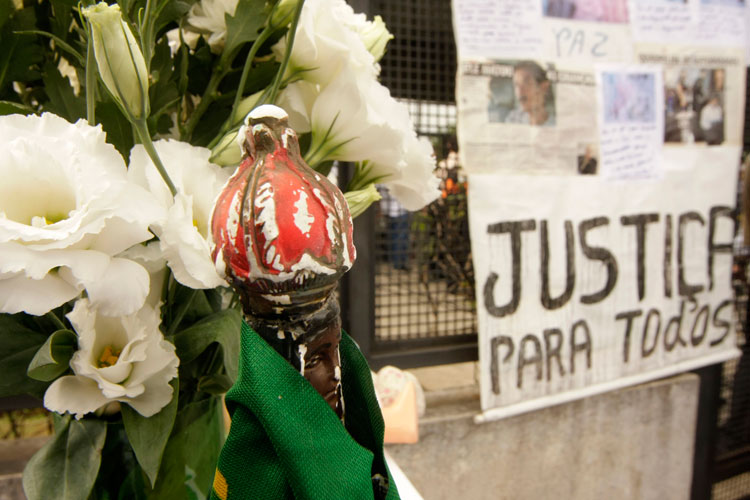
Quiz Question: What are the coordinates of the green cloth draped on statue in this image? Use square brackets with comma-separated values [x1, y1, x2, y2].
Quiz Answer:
[210, 322, 400, 500]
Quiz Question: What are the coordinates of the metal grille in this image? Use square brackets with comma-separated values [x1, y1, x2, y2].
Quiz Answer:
[350, 0, 477, 367]
[373, 0, 457, 103]
[373, 156, 475, 345]
[712, 161, 750, 498]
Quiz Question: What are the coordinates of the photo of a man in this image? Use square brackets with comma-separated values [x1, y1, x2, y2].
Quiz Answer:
[487, 61, 556, 127]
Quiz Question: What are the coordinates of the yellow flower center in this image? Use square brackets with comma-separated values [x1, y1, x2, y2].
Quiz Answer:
[97, 345, 121, 368]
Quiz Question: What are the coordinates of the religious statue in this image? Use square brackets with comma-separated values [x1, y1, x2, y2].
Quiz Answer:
[208, 105, 400, 500]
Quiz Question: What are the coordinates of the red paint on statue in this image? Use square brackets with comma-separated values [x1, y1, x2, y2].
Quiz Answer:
[210, 106, 355, 316]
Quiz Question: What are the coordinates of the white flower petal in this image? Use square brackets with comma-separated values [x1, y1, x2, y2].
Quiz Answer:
[129, 140, 230, 289]
[159, 195, 226, 288]
[126, 372, 176, 417]
[82, 257, 150, 316]
[119, 242, 168, 309]
[44, 375, 111, 420]
[0, 271, 80, 315]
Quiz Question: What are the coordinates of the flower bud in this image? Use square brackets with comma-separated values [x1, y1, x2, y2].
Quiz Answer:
[83, 2, 150, 120]
[357, 15, 392, 62]
[269, 0, 299, 29]
[210, 129, 242, 166]
[344, 183, 381, 218]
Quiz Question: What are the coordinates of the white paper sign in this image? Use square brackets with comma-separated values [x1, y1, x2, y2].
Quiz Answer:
[468, 150, 740, 421]
[452, 0, 545, 59]
[630, 0, 695, 44]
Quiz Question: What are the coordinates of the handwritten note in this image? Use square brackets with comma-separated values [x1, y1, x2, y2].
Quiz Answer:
[452, 0, 544, 59]
[695, 4, 746, 47]
[630, 1, 694, 43]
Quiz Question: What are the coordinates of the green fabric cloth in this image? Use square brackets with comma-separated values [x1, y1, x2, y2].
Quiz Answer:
[210, 321, 400, 500]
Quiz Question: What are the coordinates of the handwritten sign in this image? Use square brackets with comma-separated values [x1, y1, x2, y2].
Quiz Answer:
[630, 1, 694, 43]
[468, 151, 740, 420]
[452, 0, 544, 59]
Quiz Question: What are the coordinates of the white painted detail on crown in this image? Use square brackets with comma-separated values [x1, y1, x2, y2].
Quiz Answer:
[290, 253, 336, 275]
[297, 344, 307, 375]
[293, 191, 315, 235]
[249, 104, 288, 121]
[254, 182, 279, 252]
[263, 293, 291, 305]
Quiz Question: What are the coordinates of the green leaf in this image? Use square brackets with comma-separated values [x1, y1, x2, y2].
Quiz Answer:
[222, 0, 267, 58]
[0, 100, 33, 115]
[23, 416, 107, 500]
[96, 100, 135, 159]
[145, 397, 224, 499]
[196, 374, 233, 395]
[0, 314, 51, 398]
[0, 7, 44, 93]
[173, 308, 241, 381]
[27, 329, 77, 382]
[14, 30, 85, 66]
[122, 378, 179, 487]
[0, 0, 14, 32]
[41, 61, 85, 121]
[48, 0, 78, 41]
[152, 0, 192, 35]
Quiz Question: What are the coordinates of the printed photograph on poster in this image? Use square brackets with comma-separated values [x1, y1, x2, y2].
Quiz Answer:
[542, 0, 629, 23]
[457, 59, 599, 175]
[488, 60, 557, 126]
[664, 67, 726, 145]
[577, 143, 599, 175]
[602, 72, 657, 124]
[596, 66, 664, 180]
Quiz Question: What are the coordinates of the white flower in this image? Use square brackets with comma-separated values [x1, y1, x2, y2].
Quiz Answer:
[44, 299, 179, 419]
[0, 113, 162, 316]
[304, 75, 407, 167]
[82, 2, 149, 120]
[271, 0, 379, 86]
[129, 139, 231, 289]
[186, 0, 238, 53]
[375, 136, 441, 211]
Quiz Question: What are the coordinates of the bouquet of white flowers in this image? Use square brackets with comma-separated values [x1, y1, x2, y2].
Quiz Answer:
[0, 0, 439, 498]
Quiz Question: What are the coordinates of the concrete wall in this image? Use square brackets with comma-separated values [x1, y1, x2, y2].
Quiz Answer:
[386, 373, 699, 500]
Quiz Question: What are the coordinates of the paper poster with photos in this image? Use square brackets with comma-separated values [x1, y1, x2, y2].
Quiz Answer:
[452, 0, 745, 420]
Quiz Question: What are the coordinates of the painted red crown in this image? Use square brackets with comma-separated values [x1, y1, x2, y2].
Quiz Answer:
[210, 105, 356, 318]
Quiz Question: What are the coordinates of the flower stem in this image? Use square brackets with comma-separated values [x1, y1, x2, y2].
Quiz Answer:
[226, 25, 274, 128]
[182, 66, 226, 141]
[266, 0, 305, 104]
[134, 119, 178, 196]
[85, 24, 96, 123]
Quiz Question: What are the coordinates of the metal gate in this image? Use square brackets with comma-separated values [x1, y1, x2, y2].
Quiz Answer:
[340, 0, 478, 369]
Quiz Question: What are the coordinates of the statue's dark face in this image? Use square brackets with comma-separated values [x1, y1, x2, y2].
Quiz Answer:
[303, 321, 343, 418]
